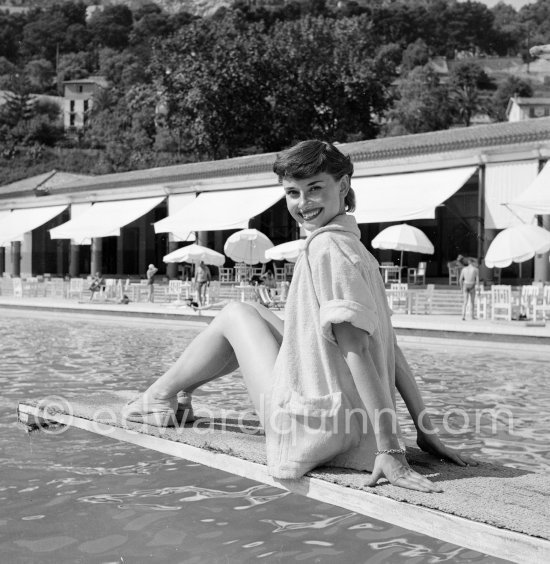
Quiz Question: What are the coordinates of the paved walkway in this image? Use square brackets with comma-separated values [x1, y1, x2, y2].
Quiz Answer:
[1, 296, 549, 348]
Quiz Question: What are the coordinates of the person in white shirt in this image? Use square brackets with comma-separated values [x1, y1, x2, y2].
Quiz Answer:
[124, 140, 474, 492]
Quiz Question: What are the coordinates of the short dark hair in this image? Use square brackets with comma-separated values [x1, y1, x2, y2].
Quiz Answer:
[273, 140, 356, 212]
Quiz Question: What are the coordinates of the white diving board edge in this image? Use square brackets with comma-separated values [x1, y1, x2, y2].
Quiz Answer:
[17, 401, 549, 564]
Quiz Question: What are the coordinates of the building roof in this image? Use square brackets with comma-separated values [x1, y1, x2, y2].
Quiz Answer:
[63, 76, 109, 88]
[0, 170, 93, 198]
[510, 97, 550, 106]
[3, 117, 550, 197]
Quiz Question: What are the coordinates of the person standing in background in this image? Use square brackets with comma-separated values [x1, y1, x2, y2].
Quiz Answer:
[459, 258, 479, 320]
[146, 264, 158, 303]
[194, 261, 211, 307]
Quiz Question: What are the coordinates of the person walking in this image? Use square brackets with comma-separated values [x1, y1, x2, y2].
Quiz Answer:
[124, 140, 474, 492]
[146, 264, 158, 303]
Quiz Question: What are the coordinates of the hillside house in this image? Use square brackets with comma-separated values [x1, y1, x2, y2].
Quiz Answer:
[63, 76, 108, 130]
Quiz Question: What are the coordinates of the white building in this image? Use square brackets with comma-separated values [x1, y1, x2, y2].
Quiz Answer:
[63, 76, 108, 130]
[506, 96, 550, 122]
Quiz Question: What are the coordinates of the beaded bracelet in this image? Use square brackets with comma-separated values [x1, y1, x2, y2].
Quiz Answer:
[374, 448, 406, 456]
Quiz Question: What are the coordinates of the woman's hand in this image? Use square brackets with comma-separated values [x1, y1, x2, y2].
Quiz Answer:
[416, 431, 477, 467]
[366, 452, 443, 493]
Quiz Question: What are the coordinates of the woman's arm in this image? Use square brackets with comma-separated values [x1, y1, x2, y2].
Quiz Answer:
[394, 337, 474, 466]
[333, 322, 443, 492]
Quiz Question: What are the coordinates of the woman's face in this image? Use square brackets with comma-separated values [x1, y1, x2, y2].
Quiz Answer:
[283, 172, 348, 232]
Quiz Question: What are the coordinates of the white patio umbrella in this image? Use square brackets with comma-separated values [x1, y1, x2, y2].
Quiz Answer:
[371, 223, 434, 265]
[484, 224, 550, 269]
[224, 229, 274, 265]
[162, 244, 225, 266]
[265, 239, 306, 263]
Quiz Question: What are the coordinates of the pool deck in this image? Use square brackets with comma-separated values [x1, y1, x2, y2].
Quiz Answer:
[1, 296, 550, 348]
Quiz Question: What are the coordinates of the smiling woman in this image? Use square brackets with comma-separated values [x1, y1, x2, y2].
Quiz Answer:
[273, 140, 356, 232]
[122, 140, 472, 493]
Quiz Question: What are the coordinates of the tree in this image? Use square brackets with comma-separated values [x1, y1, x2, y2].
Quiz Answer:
[56, 52, 93, 89]
[98, 48, 149, 90]
[20, 7, 71, 63]
[0, 75, 34, 128]
[129, 11, 173, 46]
[387, 65, 452, 135]
[448, 60, 493, 127]
[262, 15, 396, 148]
[0, 11, 28, 63]
[149, 14, 274, 159]
[24, 58, 55, 93]
[63, 24, 92, 54]
[491, 1, 522, 55]
[488, 76, 533, 122]
[401, 39, 429, 72]
[519, 0, 550, 47]
[88, 5, 134, 50]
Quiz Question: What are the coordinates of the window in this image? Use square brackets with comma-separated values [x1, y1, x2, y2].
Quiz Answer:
[83, 100, 89, 112]
[70, 100, 75, 112]
[70, 114, 75, 126]
[529, 107, 535, 118]
[78, 86, 83, 93]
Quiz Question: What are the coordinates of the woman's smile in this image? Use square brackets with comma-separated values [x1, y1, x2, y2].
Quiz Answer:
[299, 208, 322, 221]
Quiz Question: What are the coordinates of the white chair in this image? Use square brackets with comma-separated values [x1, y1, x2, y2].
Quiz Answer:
[284, 263, 295, 280]
[533, 286, 550, 321]
[476, 284, 490, 320]
[234, 264, 250, 282]
[491, 285, 512, 321]
[257, 285, 285, 309]
[67, 278, 84, 300]
[219, 267, 234, 283]
[12, 278, 23, 298]
[166, 280, 183, 302]
[274, 266, 285, 283]
[520, 285, 539, 319]
[407, 261, 427, 285]
[423, 283, 435, 314]
[47, 277, 66, 298]
[387, 283, 409, 312]
[104, 278, 117, 300]
[448, 266, 461, 286]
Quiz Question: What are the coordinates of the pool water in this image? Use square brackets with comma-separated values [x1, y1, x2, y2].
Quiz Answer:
[2, 310, 548, 563]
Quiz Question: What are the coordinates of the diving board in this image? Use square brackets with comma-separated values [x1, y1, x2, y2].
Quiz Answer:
[17, 391, 550, 564]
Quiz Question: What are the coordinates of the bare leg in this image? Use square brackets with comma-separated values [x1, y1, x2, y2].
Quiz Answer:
[146, 302, 283, 417]
[470, 292, 476, 319]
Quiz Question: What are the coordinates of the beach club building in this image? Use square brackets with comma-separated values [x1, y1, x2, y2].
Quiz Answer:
[1, 117, 549, 283]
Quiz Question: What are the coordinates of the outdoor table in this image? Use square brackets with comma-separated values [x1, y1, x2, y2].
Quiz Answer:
[379, 265, 404, 283]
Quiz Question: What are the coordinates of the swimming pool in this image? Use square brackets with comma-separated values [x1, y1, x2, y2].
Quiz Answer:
[2, 309, 548, 563]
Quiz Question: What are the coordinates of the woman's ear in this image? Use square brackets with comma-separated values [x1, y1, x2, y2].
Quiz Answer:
[339, 175, 350, 196]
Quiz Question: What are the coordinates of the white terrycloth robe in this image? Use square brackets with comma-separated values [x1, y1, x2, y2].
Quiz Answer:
[265, 214, 403, 480]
